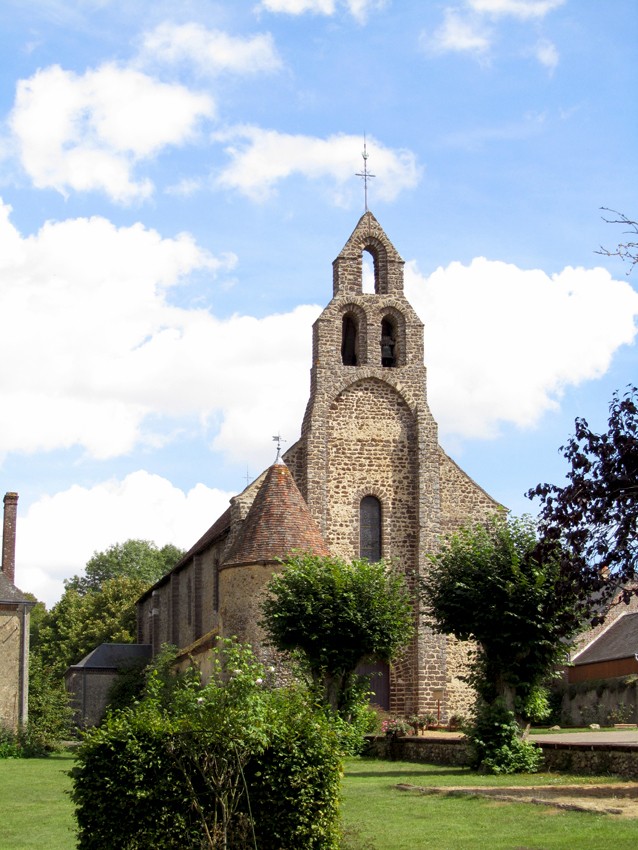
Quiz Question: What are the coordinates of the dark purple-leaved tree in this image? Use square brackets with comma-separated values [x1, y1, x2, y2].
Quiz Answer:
[528, 385, 638, 620]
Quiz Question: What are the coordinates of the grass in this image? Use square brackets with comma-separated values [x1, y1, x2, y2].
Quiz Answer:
[0, 751, 76, 849]
[341, 757, 638, 850]
[2, 751, 637, 850]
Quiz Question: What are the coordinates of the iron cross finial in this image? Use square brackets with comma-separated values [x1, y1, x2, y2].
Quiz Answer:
[355, 136, 375, 212]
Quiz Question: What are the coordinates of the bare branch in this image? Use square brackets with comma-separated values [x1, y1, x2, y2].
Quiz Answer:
[595, 207, 638, 274]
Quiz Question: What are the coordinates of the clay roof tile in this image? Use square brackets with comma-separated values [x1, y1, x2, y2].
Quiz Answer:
[223, 463, 329, 567]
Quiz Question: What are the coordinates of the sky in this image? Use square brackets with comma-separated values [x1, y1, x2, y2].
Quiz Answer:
[0, 0, 636, 608]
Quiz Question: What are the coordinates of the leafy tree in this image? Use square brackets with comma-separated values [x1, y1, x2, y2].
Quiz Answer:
[420, 515, 582, 772]
[421, 515, 578, 715]
[65, 539, 184, 595]
[596, 208, 638, 274]
[27, 653, 73, 748]
[528, 385, 638, 618]
[32, 539, 184, 679]
[34, 576, 149, 679]
[260, 553, 414, 713]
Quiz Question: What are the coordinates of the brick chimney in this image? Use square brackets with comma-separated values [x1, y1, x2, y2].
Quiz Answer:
[2, 492, 18, 585]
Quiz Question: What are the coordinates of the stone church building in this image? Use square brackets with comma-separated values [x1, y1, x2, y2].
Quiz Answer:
[135, 212, 500, 720]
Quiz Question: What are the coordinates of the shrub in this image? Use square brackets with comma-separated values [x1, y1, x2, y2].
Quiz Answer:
[0, 724, 58, 759]
[607, 703, 634, 724]
[469, 699, 543, 775]
[246, 687, 342, 850]
[72, 640, 343, 849]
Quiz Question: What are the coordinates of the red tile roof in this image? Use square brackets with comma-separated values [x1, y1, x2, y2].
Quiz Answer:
[223, 464, 329, 567]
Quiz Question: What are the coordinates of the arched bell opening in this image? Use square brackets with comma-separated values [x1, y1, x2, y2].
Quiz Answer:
[341, 313, 358, 365]
[380, 317, 397, 367]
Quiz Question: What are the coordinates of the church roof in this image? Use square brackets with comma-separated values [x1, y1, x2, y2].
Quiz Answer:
[223, 463, 330, 567]
[573, 612, 638, 665]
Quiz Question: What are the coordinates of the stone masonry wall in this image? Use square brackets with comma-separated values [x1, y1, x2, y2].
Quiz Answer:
[366, 735, 638, 780]
[138, 536, 226, 654]
[0, 609, 21, 730]
[438, 449, 502, 538]
[218, 562, 281, 665]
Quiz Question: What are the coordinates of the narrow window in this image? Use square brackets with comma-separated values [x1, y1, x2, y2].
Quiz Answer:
[213, 558, 220, 612]
[342, 314, 358, 365]
[360, 495, 382, 562]
[380, 318, 396, 367]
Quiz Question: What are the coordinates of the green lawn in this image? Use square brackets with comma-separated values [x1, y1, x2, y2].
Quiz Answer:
[0, 752, 76, 850]
[2, 752, 637, 850]
[341, 758, 638, 850]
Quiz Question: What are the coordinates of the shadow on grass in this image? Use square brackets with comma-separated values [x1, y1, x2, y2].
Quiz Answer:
[347, 769, 472, 779]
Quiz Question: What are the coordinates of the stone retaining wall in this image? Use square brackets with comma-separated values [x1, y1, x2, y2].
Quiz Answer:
[540, 742, 638, 780]
[365, 735, 638, 780]
[365, 735, 471, 766]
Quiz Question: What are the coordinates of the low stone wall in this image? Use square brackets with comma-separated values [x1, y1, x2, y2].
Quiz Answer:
[365, 735, 471, 766]
[365, 735, 638, 780]
[540, 742, 638, 780]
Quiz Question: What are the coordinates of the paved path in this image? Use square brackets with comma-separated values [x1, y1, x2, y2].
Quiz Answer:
[532, 730, 638, 747]
[419, 729, 638, 747]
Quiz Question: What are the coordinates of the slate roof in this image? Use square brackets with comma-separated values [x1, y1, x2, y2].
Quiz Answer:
[68, 643, 152, 670]
[0, 572, 32, 604]
[573, 612, 638, 665]
[223, 463, 330, 567]
[137, 506, 232, 603]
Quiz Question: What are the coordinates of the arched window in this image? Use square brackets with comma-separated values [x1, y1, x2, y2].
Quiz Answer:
[341, 314, 358, 365]
[360, 495, 382, 562]
[380, 317, 396, 367]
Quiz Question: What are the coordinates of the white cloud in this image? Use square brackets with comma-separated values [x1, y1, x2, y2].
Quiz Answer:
[421, 9, 491, 56]
[533, 38, 559, 71]
[3, 198, 635, 464]
[468, 0, 565, 19]
[5, 187, 636, 454]
[0, 201, 236, 457]
[9, 63, 214, 202]
[405, 258, 638, 439]
[259, 0, 336, 13]
[0, 200, 317, 469]
[257, 0, 385, 21]
[16, 472, 235, 607]
[214, 128, 421, 202]
[423, 0, 564, 61]
[138, 22, 282, 76]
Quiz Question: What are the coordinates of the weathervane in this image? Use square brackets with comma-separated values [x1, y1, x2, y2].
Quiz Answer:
[272, 433, 286, 463]
[355, 136, 375, 211]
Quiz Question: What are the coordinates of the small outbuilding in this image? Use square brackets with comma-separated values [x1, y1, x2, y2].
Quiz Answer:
[65, 643, 152, 728]
[569, 612, 638, 684]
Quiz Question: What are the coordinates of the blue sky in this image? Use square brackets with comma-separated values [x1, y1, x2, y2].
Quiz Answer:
[0, 0, 636, 606]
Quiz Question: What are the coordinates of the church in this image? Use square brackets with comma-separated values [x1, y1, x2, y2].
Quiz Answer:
[134, 211, 501, 720]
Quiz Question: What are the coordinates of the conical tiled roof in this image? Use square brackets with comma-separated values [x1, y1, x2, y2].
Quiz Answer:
[223, 464, 330, 567]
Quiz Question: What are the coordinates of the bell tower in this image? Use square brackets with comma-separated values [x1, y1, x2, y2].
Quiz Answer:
[284, 211, 445, 715]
